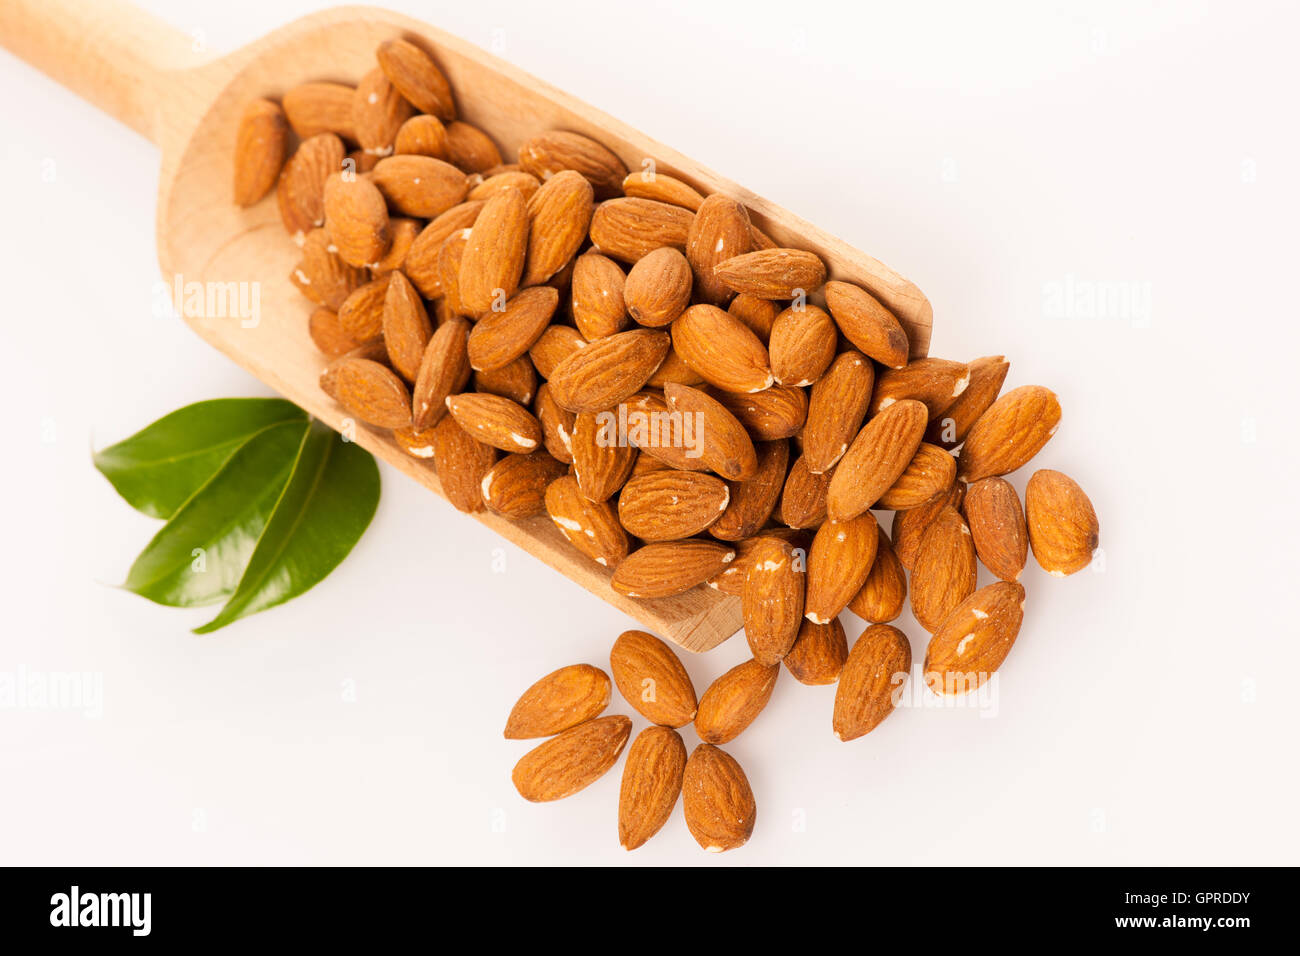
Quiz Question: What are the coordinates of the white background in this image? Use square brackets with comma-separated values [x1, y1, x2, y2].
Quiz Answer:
[2, 0, 1297, 865]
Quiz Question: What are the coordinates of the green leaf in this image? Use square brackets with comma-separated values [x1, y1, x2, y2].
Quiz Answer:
[94, 398, 307, 519]
[194, 421, 380, 634]
[122, 420, 309, 607]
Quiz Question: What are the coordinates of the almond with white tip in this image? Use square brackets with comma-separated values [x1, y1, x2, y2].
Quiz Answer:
[617, 470, 731, 541]
[871, 358, 970, 419]
[742, 536, 805, 665]
[804, 513, 879, 625]
[671, 304, 773, 394]
[784, 617, 849, 685]
[826, 399, 928, 520]
[957, 385, 1061, 482]
[480, 452, 567, 519]
[924, 581, 1026, 696]
[544, 475, 629, 568]
[611, 540, 736, 598]
[682, 744, 756, 853]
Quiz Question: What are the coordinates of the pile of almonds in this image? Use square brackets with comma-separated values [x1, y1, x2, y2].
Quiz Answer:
[233, 35, 1100, 852]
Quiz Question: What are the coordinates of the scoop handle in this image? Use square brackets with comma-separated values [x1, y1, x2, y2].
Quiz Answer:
[0, 0, 204, 143]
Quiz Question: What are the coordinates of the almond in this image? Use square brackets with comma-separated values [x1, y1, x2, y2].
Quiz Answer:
[445, 393, 542, 453]
[402, 201, 484, 297]
[323, 172, 390, 267]
[695, 659, 779, 744]
[544, 474, 630, 568]
[480, 452, 568, 519]
[619, 391, 711, 472]
[412, 316, 472, 429]
[504, 663, 611, 739]
[458, 186, 528, 314]
[512, 715, 631, 802]
[710, 439, 789, 541]
[618, 726, 687, 851]
[392, 424, 438, 459]
[708, 529, 808, 596]
[444, 120, 502, 173]
[780, 455, 834, 529]
[233, 98, 288, 206]
[682, 744, 756, 853]
[319, 339, 387, 400]
[282, 81, 355, 141]
[826, 399, 928, 520]
[467, 286, 559, 372]
[686, 194, 754, 305]
[833, 624, 911, 741]
[617, 470, 731, 541]
[728, 293, 779, 343]
[372, 217, 420, 275]
[784, 617, 849, 685]
[621, 171, 705, 211]
[910, 506, 978, 633]
[529, 325, 588, 379]
[877, 442, 957, 510]
[924, 581, 1026, 696]
[713, 248, 826, 299]
[381, 271, 432, 382]
[589, 197, 694, 263]
[742, 536, 805, 665]
[547, 329, 670, 413]
[823, 280, 910, 368]
[535, 383, 577, 464]
[570, 251, 629, 340]
[308, 307, 358, 357]
[518, 130, 627, 200]
[611, 539, 736, 598]
[769, 304, 837, 386]
[523, 170, 594, 285]
[292, 227, 365, 310]
[671, 304, 773, 393]
[571, 410, 637, 502]
[712, 385, 807, 441]
[926, 355, 1010, 450]
[471, 170, 542, 202]
[872, 358, 970, 419]
[336, 274, 391, 341]
[805, 513, 880, 624]
[964, 476, 1028, 581]
[609, 630, 698, 728]
[331, 357, 411, 429]
[647, 346, 705, 388]
[663, 383, 758, 481]
[278, 133, 346, 239]
[393, 114, 449, 159]
[1025, 469, 1098, 576]
[376, 38, 455, 120]
[957, 385, 1061, 482]
[892, 481, 965, 571]
[351, 67, 412, 153]
[370, 154, 468, 218]
[474, 355, 538, 407]
[431, 414, 497, 513]
[625, 247, 693, 327]
[848, 526, 907, 623]
[802, 350, 875, 474]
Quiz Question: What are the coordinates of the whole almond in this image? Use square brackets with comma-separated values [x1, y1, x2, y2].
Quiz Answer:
[371, 154, 468, 218]
[924, 581, 1026, 696]
[826, 399, 929, 520]
[467, 286, 559, 372]
[964, 476, 1028, 581]
[618, 726, 687, 851]
[512, 715, 631, 803]
[803, 350, 875, 474]
[713, 385, 807, 441]
[376, 38, 455, 120]
[957, 385, 1061, 482]
[444, 120, 502, 173]
[504, 663, 611, 739]
[609, 630, 698, 728]
[535, 383, 577, 463]
[625, 247, 693, 327]
[833, 624, 912, 741]
[926, 355, 1010, 450]
[331, 357, 411, 429]
[351, 67, 412, 153]
[618, 471, 731, 541]
[877, 442, 957, 510]
[710, 440, 789, 541]
[336, 274, 391, 341]
[571, 252, 629, 340]
[728, 293, 780, 343]
[589, 197, 694, 263]
[872, 358, 970, 419]
[308, 307, 358, 357]
[1026, 469, 1098, 576]
[282, 81, 355, 140]
[545, 474, 630, 568]
[671, 304, 774, 393]
[611, 540, 736, 598]
[319, 339, 388, 400]
[695, 659, 779, 744]
[910, 506, 978, 633]
[769, 304, 837, 386]
[805, 513, 880, 624]
[431, 414, 497, 513]
[412, 316, 471, 429]
[292, 227, 366, 310]
[529, 325, 588, 379]
[381, 271, 432, 382]
[474, 355, 538, 406]
[713, 248, 826, 299]
[392, 424, 438, 459]
[784, 617, 849, 685]
[663, 383, 758, 481]
[323, 173, 390, 267]
[823, 280, 910, 368]
[445, 393, 542, 454]
[780, 455, 834, 529]
[518, 130, 628, 200]
[480, 452, 568, 519]
[523, 170, 594, 285]
[572, 410, 636, 502]
[619, 391, 711, 472]
[277, 133, 345, 239]
[708, 529, 808, 596]
[686, 194, 754, 305]
[647, 346, 705, 388]
[402, 201, 484, 297]
[393, 114, 449, 159]
[547, 329, 671, 413]
[621, 171, 705, 211]
[458, 186, 528, 314]
[682, 744, 756, 853]
[848, 526, 907, 623]
[892, 481, 965, 571]
[742, 536, 805, 665]
[233, 98, 288, 206]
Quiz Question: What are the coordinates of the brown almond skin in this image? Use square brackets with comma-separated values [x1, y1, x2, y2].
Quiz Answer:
[512, 715, 632, 803]
[781, 455, 834, 529]
[625, 246, 694, 327]
[504, 664, 611, 739]
[826, 399, 929, 520]
[713, 248, 826, 299]
[833, 624, 912, 741]
[695, 659, 779, 745]
[480, 452, 568, 518]
[351, 67, 412, 152]
[823, 280, 910, 368]
[924, 582, 1026, 696]
[233, 98, 288, 206]
[671, 304, 774, 393]
[957, 385, 1061, 482]
[308, 307, 358, 358]
[805, 513, 880, 625]
[278, 134, 346, 239]
[393, 114, 449, 159]
[710, 439, 789, 541]
[431, 415, 497, 514]
[618, 391, 709, 473]
[471, 170, 542, 202]
[619, 726, 688, 851]
[392, 424, 438, 459]
[784, 617, 849, 685]
[611, 540, 736, 598]
[529, 325, 588, 380]
[376, 38, 455, 120]
[803, 350, 875, 474]
[547, 329, 671, 413]
[332, 357, 412, 429]
[664, 383, 759, 481]
[381, 271, 432, 382]
[518, 130, 628, 200]
[589, 197, 694, 263]
[618, 471, 730, 541]
[475, 355, 538, 407]
[467, 286, 559, 372]
[445, 121, 503, 173]
[544, 475, 630, 568]
[713, 385, 807, 441]
[571, 252, 629, 340]
[708, 529, 808, 596]
[524, 170, 595, 285]
[336, 274, 391, 341]
[682, 744, 756, 852]
[292, 227, 366, 309]
[848, 526, 907, 623]
[647, 347, 705, 388]
[878, 442, 958, 511]
[872, 358, 971, 419]
[319, 339, 388, 400]
[742, 536, 805, 665]
[609, 630, 698, 728]
[282, 81, 355, 141]
[1026, 469, 1098, 576]
[686, 194, 754, 305]
[372, 217, 420, 275]
[412, 316, 471, 429]
[535, 383, 577, 464]
[323, 173, 391, 268]
[964, 476, 1029, 581]
[621, 171, 705, 211]
[458, 186, 528, 315]
[371, 154, 468, 218]
[769, 304, 837, 386]
[403, 201, 484, 297]
[926, 355, 1010, 450]
[571, 410, 637, 502]
[892, 480, 965, 571]
[728, 293, 780, 343]
[445, 393, 542, 454]
[910, 506, 979, 633]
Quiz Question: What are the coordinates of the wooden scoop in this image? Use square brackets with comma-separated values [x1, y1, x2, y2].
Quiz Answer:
[0, 0, 932, 651]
